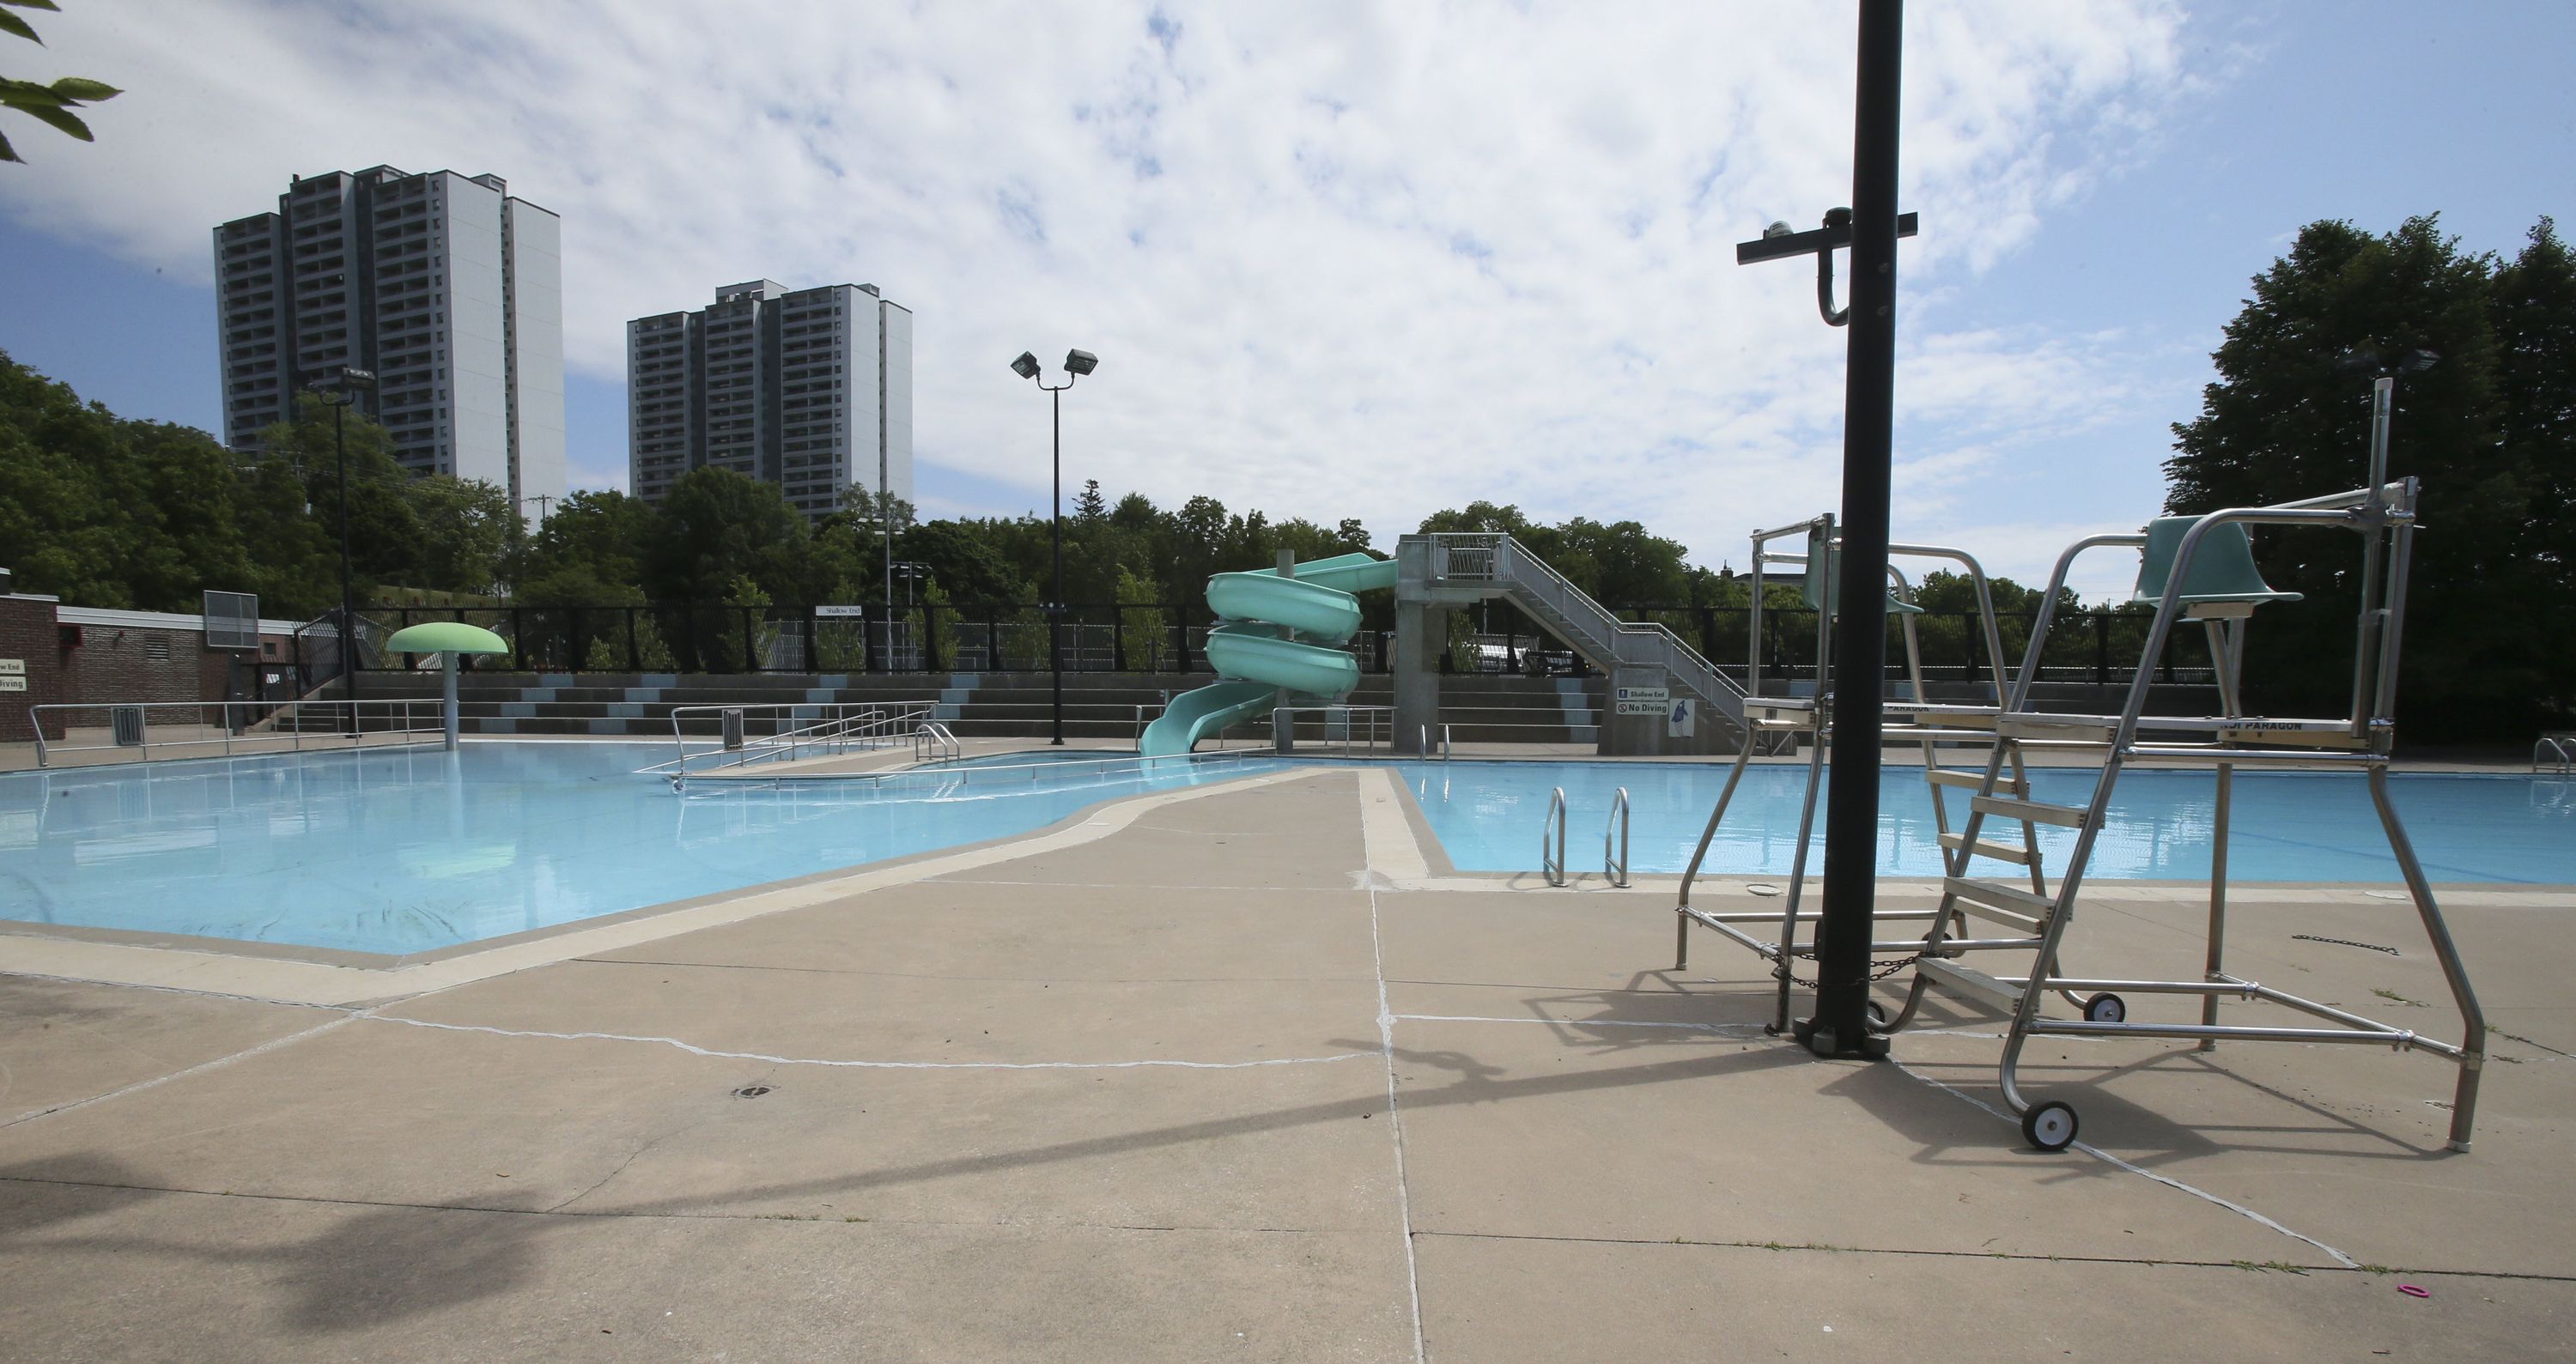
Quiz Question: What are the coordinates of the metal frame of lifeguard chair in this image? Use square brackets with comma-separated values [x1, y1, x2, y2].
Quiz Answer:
[1889, 377, 2487, 1154]
[1672, 515, 2064, 1035]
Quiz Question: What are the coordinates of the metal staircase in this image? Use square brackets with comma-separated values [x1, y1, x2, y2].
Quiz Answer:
[1424, 533, 1748, 737]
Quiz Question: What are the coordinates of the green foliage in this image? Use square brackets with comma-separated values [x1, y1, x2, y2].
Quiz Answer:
[2166, 215, 2576, 736]
[1, 1, 121, 165]
[642, 466, 810, 602]
[0, 352, 519, 618]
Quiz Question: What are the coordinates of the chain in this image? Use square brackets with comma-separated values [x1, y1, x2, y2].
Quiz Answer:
[1777, 952, 1924, 991]
[2291, 933, 2401, 956]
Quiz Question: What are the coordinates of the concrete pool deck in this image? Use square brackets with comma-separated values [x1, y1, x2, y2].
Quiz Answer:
[3, 763, 2574, 1359]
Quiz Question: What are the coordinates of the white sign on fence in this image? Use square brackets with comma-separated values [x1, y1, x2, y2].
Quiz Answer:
[1615, 699, 1672, 716]
[1614, 685, 1668, 702]
[815, 605, 868, 618]
[0, 676, 25, 692]
[0, 658, 24, 675]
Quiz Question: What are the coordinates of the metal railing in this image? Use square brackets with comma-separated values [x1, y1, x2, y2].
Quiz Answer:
[1272, 704, 1394, 756]
[2538, 734, 2575, 776]
[1428, 533, 1748, 736]
[27, 699, 442, 768]
[1604, 785, 1631, 888]
[1541, 785, 1569, 887]
[644, 702, 934, 785]
[913, 721, 962, 764]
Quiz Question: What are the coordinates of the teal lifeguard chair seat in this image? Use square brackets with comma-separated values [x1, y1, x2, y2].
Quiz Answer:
[1804, 526, 1924, 617]
[2132, 517, 2302, 619]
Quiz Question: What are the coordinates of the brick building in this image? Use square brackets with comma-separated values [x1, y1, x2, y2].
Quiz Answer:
[0, 590, 311, 744]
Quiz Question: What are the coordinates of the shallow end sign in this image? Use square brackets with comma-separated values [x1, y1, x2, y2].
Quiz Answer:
[1614, 684, 1670, 717]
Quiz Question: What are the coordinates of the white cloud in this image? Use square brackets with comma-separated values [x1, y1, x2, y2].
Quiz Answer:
[1, 0, 2198, 592]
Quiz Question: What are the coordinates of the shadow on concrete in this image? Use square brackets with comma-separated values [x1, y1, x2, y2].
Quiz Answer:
[563, 1036, 1814, 1218]
[1837, 1039, 2454, 1179]
[0, 1155, 543, 1337]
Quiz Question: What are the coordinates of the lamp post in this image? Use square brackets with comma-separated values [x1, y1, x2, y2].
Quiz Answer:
[1010, 348, 1099, 745]
[308, 367, 376, 711]
[1732, 0, 1909, 1059]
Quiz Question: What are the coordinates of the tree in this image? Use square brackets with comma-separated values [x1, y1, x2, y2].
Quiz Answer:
[897, 519, 1027, 603]
[251, 394, 517, 603]
[1075, 478, 1109, 524]
[1, 1, 120, 165]
[642, 466, 811, 602]
[522, 489, 653, 593]
[2166, 215, 2571, 737]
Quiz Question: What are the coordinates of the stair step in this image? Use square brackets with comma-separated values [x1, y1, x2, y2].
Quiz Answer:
[1939, 832, 2035, 866]
[1917, 957, 2024, 1011]
[1924, 768, 1987, 789]
[1970, 794, 2089, 829]
[1944, 876, 2054, 913]
[1942, 877, 2054, 931]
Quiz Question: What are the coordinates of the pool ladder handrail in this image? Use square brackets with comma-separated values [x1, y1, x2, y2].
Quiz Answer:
[1604, 785, 1631, 888]
[1541, 785, 1568, 887]
[1418, 723, 1453, 761]
[912, 721, 962, 764]
[2537, 734, 2574, 776]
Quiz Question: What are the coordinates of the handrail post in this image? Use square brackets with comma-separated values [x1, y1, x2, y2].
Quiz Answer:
[1542, 785, 1568, 886]
[1604, 785, 1631, 887]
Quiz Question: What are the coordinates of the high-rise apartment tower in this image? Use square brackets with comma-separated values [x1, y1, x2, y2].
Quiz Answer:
[627, 280, 913, 520]
[213, 165, 565, 512]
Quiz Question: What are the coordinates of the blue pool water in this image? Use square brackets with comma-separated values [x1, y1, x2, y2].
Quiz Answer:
[1394, 761, 2576, 884]
[0, 743, 1278, 955]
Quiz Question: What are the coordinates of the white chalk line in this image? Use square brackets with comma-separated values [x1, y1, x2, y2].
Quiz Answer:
[1360, 772, 1430, 1364]
[1392, 1012, 1769, 1036]
[2, 1014, 359, 1131]
[1889, 1057, 2360, 1269]
[363, 1015, 1373, 1071]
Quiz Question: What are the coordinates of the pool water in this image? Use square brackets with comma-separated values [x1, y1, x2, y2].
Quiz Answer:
[1394, 761, 2576, 884]
[0, 743, 1278, 955]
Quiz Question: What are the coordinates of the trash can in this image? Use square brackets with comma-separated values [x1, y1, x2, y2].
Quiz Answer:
[721, 707, 745, 751]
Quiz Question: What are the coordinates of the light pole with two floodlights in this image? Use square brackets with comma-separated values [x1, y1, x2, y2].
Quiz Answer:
[1010, 348, 1098, 745]
[308, 367, 376, 711]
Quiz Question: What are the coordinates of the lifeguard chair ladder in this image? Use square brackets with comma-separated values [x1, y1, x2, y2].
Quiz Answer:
[1674, 517, 2063, 1034]
[1894, 416, 2486, 1152]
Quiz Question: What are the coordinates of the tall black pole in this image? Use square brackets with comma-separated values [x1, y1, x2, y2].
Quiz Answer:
[1805, 0, 1905, 1058]
[1049, 384, 1065, 745]
[333, 398, 360, 709]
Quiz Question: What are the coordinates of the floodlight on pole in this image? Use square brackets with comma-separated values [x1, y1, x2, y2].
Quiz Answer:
[1010, 348, 1100, 745]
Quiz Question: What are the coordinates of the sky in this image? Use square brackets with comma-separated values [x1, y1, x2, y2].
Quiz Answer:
[2, 0, 2570, 603]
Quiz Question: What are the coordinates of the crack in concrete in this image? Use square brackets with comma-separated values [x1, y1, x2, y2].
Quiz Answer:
[362, 1014, 1377, 1071]
[1406, 1228, 2576, 1282]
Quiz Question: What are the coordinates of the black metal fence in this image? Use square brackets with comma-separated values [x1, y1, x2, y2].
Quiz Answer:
[349, 601, 2211, 688]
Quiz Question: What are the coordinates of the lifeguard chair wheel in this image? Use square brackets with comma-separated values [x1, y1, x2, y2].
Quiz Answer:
[2021, 1100, 2079, 1153]
[2082, 992, 2128, 1024]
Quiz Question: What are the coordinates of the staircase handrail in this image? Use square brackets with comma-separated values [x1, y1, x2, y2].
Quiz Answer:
[1426, 532, 1748, 731]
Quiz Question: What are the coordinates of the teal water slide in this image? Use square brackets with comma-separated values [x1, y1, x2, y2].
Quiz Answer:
[1139, 552, 1400, 757]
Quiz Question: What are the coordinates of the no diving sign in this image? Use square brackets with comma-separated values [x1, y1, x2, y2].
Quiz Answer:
[1614, 685, 1669, 717]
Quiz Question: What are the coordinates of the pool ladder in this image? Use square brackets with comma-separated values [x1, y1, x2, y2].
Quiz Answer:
[1539, 785, 1629, 888]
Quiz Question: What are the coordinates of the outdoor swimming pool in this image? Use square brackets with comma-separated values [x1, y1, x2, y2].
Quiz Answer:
[9, 743, 2568, 959]
[0, 743, 1279, 955]
[1393, 761, 2576, 884]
